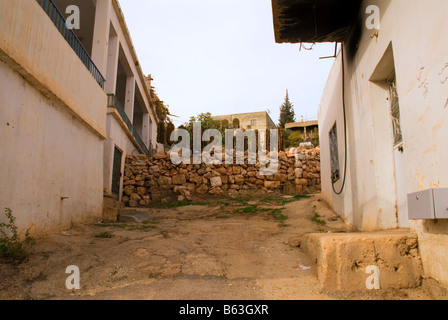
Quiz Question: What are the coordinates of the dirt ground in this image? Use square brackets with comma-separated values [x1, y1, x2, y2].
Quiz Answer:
[0, 194, 445, 300]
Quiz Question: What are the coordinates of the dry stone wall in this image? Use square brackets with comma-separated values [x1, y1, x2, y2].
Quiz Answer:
[122, 147, 321, 207]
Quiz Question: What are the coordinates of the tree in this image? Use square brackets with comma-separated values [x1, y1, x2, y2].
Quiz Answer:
[278, 90, 296, 129]
[183, 112, 222, 133]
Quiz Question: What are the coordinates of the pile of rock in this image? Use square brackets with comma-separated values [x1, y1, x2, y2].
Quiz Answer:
[122, 148, 321, 207]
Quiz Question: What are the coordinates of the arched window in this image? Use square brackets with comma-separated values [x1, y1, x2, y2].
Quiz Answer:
[232, 118, 240, 129]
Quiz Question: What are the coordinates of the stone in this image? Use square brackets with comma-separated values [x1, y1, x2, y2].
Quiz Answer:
[185, 183, 196, 193]
[174, 186, 192, 201]
[295, 168, 303, 178]
[209, 187, 224, 196]
[188, 173, 202, 185]
[248, 177, 257, 184]
[264, 181, 281, 189]
[228, 189, 239, 197]
[128, 200, 139, 208]
[232, 167, 241, 175]
[274, 173, 288, 182]
[129, 193, 141, 202]
[296, 179, 308, 186]
[196, 184, 209, 196]
[234, 175, 245, 185]
[153, 151, 167, 160]
[123, 186, 135, 196]
[172, 174, 187, 185]
[159, 177, 173, 191]
[210, 176, 223, 188]
[136, 187, 147, 196]
[123, 180, 136, 186]
[218, 167, 227, 175]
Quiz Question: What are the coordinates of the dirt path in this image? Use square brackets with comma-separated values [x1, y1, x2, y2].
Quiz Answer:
[0, 194, 440, 300]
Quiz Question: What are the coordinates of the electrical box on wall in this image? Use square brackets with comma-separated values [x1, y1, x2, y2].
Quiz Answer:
[408, 188, 448, 220]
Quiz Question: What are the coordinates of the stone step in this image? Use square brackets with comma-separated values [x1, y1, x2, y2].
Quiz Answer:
[301, 230, 423, 292]
[117, 208, 151, 223]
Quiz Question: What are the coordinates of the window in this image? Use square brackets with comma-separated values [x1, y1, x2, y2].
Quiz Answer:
[250, 119, 258, 127]
[329, 123, 340, 183]
[388, 79, 403, 145]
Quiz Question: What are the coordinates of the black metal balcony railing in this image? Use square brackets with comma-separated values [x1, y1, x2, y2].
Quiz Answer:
[36, 0, 105, 89]
[107, 94, 151, 157]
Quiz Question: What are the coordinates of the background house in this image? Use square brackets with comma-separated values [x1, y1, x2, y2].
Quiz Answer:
[285, 120, 319, 147]
[272, 0, 448, 287]
[212, 111, 277, 131]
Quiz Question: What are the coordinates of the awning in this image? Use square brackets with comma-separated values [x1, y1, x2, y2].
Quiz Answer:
[272, 0, 361, 43]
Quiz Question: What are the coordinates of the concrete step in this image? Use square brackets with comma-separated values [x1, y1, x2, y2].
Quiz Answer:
[301, 230, 423, 292]
[102, 195, 123, 223]
[117, 208, 151, 223]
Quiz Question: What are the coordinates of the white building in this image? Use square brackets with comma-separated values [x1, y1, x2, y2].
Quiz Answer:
[272, 0, 448, 287]
[0, 0, 158, 235]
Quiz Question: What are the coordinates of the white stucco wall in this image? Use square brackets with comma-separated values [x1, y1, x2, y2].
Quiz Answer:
[0, 61, 104, 236]
[318, 0, 448, 285]
[0, 0, 107, 236]
[0, 0, 107, 139]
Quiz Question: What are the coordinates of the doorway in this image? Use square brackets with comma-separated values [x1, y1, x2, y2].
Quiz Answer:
[112, 146, 123, 199]
[369, 43, 409, 229]
[388, 76, 409, 228]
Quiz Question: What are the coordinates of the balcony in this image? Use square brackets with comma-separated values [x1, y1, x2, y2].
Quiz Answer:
[36, 0, 105, 88]
[107, 94, 151, 157]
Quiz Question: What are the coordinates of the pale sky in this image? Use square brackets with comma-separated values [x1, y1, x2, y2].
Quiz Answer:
[119, 0, 336, 126]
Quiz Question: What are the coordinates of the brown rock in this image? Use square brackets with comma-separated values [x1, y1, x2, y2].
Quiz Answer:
[209, 187, 224, 196]
[196, 184, 209, 195]
[210, 176, 223, 188]
[185, 183, 196, 193]
[130, 193, 142, 201]
[136, 187, 147, 196]
[172, 174, 187, 185]
[218, 167, 228, 176]
[228, 189, 239, 197]
[296, 179, 308, 186]
[124, 186, 135, 196]
[232, 167, 241, 175]
[264, 181, 281, 189]
[188, 173, 202, 185]
[234, 175, 245, 185]
[153, 151, 167, 160]
[123, 180, 136, 186]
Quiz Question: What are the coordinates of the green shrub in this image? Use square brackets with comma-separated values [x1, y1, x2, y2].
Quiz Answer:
[0, 208, 34, 263]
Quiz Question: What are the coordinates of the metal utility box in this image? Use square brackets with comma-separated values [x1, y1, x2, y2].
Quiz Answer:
[408, 188, 448, 220]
